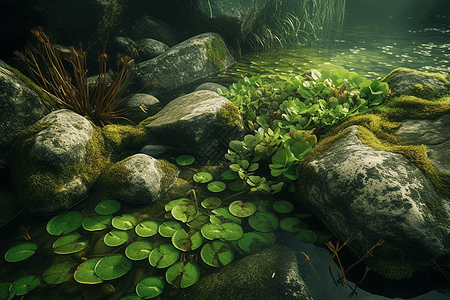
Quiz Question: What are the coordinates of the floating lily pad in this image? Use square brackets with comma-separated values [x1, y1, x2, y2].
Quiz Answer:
[0, 283, 9, 299]
[42, 261, 78, 284]
[171, 201, 198, 223]
[297, 229, 318, 243]
[135, 220, 159, 237]
[165, 261, 200, 288]
[82, 215, 112, 231]
[5, 242, 37, 262]
[257, 231, 277, 245]
[136, 276, 165, 299]
[210, 207, 241, 225]
[53, 232, 88, 254]
[94, 254, 132, 280]
[238, 232, 271, 253]
[187, 213, 210, 229]
[158, 221, 182, 238]
[120, 294, 143, 300]
[207, 181, 226, 192]
[280, 217, 302, 233]
[9, 275, 40, 297]
[125, 240, 154, 261]
[74, 257, 104, 284]
[248, 211, 279, 232]
[201, 222, 243, 241]
[104, 229, 129, 247]
[193, 172, 213, 183]
[149, 244, 180, 268]
[201, 197, 222, 209]
[221, 169, 238, 180]
[165, 198, 191, 211]
[112, 214, 137, 230]
[200, 241, 234, 267]
[172, 229, 204, 252]
[95, 200, 121, 215]
[227, 180, 246, 192]
[228, 200, 256, 218]
[176, 155, 195, 166]
[46, 211, 83, 235]
[273, 200, 294, 213]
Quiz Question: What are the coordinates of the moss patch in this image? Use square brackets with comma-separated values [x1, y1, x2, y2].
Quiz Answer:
[204, 37, 228, 70]
[217, 101, 243, 127]
[382, 67, 450, 85]
[102, 123, 149, 152]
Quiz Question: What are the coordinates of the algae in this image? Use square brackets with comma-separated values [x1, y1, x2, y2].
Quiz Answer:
[102, 123, 149, 152]
[204, 37, 228, 70]
[217, 101, 243, 128]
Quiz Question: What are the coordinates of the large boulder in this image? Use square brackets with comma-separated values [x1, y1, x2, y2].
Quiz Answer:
[145, 90, 244, 163]
[134, 32, 235, 103]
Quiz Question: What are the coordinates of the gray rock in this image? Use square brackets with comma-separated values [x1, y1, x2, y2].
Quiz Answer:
[140, 144, 180, 158]
[138, 38, 169, 60]
[134, 32, 235, 103]
[145, 90, 244, 163]
[102, 153, 179, 204]
[123, 93, 162, 123]
[132, 15, 180, 47]
[171, 246, 313, 300]
[194, 82, 227, 93]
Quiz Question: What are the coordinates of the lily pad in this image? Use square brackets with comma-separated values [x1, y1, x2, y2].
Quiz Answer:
[272, 200, 294, 213]
[201, 197, 222, 209]
[228, 200, 256, 218]
[201, 222, 243, 241]
[207, 181, 226, 192]
[42, 261, 78, 284]
[158, 221, 183, 238]
[82, 215, 112, 231]
[172, 229, 204, 252]
[171, 201, 198, 223]
[125, 240, 154, 261]
[165, 198, 191, 211]
[112, 214, 137, 230]
[280, 217, 302, 233]
[165, 261, 200, 288]
[0, 283, 9, 299]
[200, 241, 234, 267]
[221, 169, 238, 180]
[94, 254, 132, 280]
[104, 229, 129, 247]
[5, 242, 37, 262]
[135, 220, 159, 237]
[149, 244, 180, 268]
[9, 275, 40, 297]
[297, 229, 318, 243]
[135, 276, 165, 299]
[95, 200, 121, 215]
[74, 257, 104, 284]
[120, 294, 143, 300]
[210, 207, 241, 225]
[187, 213, 210, 229]
[46, 211, 83, 235]
[193, 172, 213, 183]
[248, 211, 279, 232]
[176, 155, 195, 166]
[238, 232, 271, 253]
[53, 232, 88, 254]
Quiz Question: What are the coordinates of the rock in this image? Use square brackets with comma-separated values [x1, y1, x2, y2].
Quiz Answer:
[123, 93, 162, 124]
[170, 246, 313, 300]
[145, 90, 244, 163]
[132, 15, 180, 47]
[11, 109, 109, 215]
[194, 82, 227, 93]
[138, 38, 169, 60]
[134, 32, 235, 103]
[101, 153, 179, 204]
[140, 144, 181, 158]
[383, 67, 450, 99]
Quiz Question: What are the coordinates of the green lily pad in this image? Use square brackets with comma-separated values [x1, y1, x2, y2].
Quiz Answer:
[165, 261, 200, 288]
[272, 200, 294, 213]
[112, 214, 137, 230]
[172, 229, 204, 252]
[46, 211, 83, 235]
[120, 294, 143, 300]
[297, 229, 318, 243]
[228, 200, 256, 218]
[149, 244, 180, 268]
[187, 213, 210, 229]
[176, 155, 195, 166]
[221, 169, 238, 180]
[227, 180, 246, 192]
[201, 222, 243, 241]
[238, 232, 271, 253]
[94, 254, 132, 280]
[9, 275, 40, 297]
[171, 201, 198, 223]
[193, 172, 213, 183]
[207, 181, 226, 192]
[95, 200, 121, 215]
[0, 283, 9, 299]
[165, 198, 191, 211]
[280, 217, 302, 233]
[42, 261, 78, 284]
[201, 197, 222, 209]
[135, 220, 159, 237]
[82, 215, 112, 231]
[5, 242, 38, 262]
[200, 241, 234, 267]
[125, 240, 154, 261]
[74, 257, 104, 284]
[53, 232, 88, 254]
[158, 221, 183, 238]
[257, 231, 277, 245]
[248, 211, 279, 232]
[210, 207, 241, 225]
[104, 229, 129, 247]
[135, 276, 165, 299]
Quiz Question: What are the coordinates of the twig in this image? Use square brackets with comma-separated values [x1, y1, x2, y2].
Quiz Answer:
[345, 239, 384, 274]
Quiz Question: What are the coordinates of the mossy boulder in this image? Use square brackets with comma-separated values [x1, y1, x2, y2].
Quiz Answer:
[11, 109, 110, 215]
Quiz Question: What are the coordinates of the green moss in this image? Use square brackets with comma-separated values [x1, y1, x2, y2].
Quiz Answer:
[217, 101, 243, 127]
[204, 37, 228, 70]
[102, 124, 149, 151]
[382, 67, 450, 85]
[99, 157, 131, 194]
[158, 159, 180, 190]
